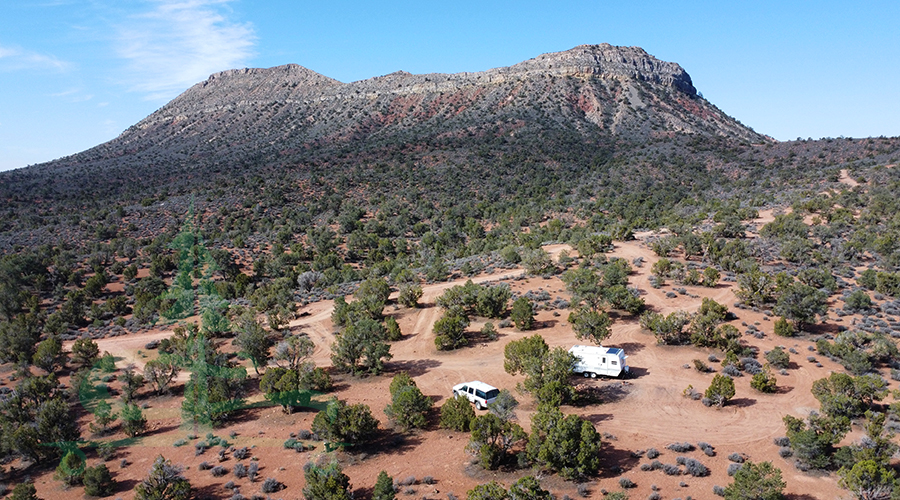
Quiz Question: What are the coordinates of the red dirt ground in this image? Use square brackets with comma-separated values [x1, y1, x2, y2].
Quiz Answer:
[20, 228, 876, 500]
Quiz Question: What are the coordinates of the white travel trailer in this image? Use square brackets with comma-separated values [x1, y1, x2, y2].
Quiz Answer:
[569, 345, 629, 378]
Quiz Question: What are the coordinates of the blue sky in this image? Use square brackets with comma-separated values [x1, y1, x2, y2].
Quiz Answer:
[1, 1, 898, 172]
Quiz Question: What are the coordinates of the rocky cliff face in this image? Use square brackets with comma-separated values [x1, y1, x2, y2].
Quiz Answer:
[122, 43, 763, 147]
[2, 44, 769, 205]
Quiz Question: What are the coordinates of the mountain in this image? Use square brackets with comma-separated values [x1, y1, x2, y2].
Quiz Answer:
[2, 44, 899, 251]
[2, 45, 763, 200]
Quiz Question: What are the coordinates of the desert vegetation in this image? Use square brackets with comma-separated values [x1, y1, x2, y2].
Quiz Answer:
[2, 45, 900, 499]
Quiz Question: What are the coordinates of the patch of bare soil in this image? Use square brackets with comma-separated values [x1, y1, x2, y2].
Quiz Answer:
[839, 168, 859, 187]
[28, 237, 861, 500]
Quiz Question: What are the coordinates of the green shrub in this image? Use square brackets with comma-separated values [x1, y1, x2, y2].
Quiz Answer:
[385, 376, 432, 431]
[773, 317, 795, 337]
[705, 374, 736, 407]
[83, 464, 116, 497]
[440, 394, 476, 431]
[751, 367, 777, 393]
[765, 347, 790, 369]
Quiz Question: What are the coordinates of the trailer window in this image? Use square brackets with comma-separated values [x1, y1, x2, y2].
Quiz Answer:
[602, 357, 606, 363]
[611, 361, 617, 365]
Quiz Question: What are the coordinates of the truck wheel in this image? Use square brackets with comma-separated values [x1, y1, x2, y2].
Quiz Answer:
[475, 401, 483, 410]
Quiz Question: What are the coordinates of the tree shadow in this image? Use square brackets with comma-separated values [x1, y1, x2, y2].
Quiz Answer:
[193, 483, 226, 500]
[596, 442, 641, 477]
[572, 381, 631, 406]
[626, 366, 650, 378]
[804, 322, 843, 335]
[538, 319, 559, 329]
[354, 486, 374, 499]
[616, 342, 646, 355]
[728, 397, 757, 408]
[357, 430, 424, 457]
[776, 385, 794, 395]
[582, 413, 613, 425]
[388, 358, 442, 377]
[785, 495, 819, 500]
[115, 478, 140, 493]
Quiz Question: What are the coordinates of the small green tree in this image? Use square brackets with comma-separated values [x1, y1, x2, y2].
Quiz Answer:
[723, 460, 785, 500]
[32, 335, 68, 373]
[54, 450, 85, 486]
[121, 403, 147, 437]
[467, 481, 508, 500]
[811, 372, 888, 420]
[120, 366, 144, 403]
[510, 297, 535, 331]
[273, 334, 315, 371]
[488, 389, 519, 422]
[384, 373, 432, 431]
[783, 413, 850, 469]
[774, 282, 828, 331]
[527, 402, 600, 480]
[71, 338, 100, 367]
[504, 335, 576, 404]
[9, 482, 39, 500]
[143, 356, 180, 395]
[568, 307, 611, 345]
[705, 374, 736, 407]
[134, 456, 191, 500]
[384, 316, 402, 341]
[398, 283, 423, 308]
[303, 461, 352, 500]
[838, 459, 897, 500]
[312, 398, 379, 446]
[521, 248, 553, 275]
[90, 399, 118, 435]
[433, 307, 470, 350]
[773, 317, 795, 337]
[440, 394, 476, 431]
[751, 366, 777, 393]
[702, 267, 720, 287]
[372, 470, 395, 500]
[233, 315, 273, 375]
[640, 310, 691, 345]
[330, 318, 392, 375]
[83, 463, 116, 497]
[469, 413, 526, 470]
[765, 346, 790, 369]
[508, 476, 552, 500]
[844, 290, 873, 313]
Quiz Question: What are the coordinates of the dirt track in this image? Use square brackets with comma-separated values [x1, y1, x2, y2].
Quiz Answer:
[71, 233, 853, 500]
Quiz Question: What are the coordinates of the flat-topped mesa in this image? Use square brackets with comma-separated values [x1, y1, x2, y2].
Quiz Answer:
[499, 44, 697, 95]
[135, 64, 341, 127]
[340, 44, 697, 98]
[200, 64, 341, 89]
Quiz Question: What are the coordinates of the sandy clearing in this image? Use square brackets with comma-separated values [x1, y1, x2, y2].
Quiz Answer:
[34, 236, 858, 500]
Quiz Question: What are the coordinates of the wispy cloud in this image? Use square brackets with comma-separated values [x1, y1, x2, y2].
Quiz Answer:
[0, 44, 70, 72]
[116, 0, 256, 100]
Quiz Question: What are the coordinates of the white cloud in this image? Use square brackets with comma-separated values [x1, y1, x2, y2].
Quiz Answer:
[116, 0, 256, 100]
[0, 44, 70, 72]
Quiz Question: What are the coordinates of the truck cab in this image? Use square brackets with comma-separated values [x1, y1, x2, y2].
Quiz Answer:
[452, 381, 500, 409]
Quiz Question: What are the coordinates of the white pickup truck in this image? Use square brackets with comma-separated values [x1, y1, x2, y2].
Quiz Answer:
[452, 381, 500, 409]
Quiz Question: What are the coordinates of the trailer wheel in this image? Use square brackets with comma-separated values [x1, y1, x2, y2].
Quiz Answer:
[590, 372, 597, 379]
[583, 372, 590, 378]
